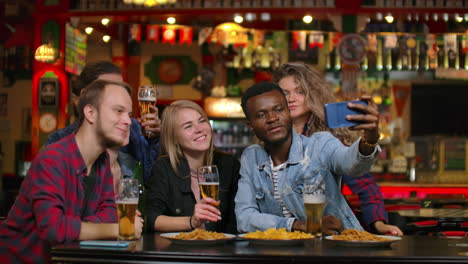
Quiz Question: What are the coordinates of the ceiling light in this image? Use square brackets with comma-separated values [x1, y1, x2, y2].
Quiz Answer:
[167, 17, 176, 24]
[424, 13, 429, 21]
[414, 14, 419, 21]
[433, 14, 438, 21]
[84, 27, 94, 35]
[234, 14, 244, 24]
[303, 15, 313, 24]
[101, 18, 110, 26]
[384, 14, 394, 23]
[455, 14, 463, 23]
[465, 14, 468, 21]
[102, 35, 111, 42]
[260, 12, 271, 21]
[407, 14, 412, 21]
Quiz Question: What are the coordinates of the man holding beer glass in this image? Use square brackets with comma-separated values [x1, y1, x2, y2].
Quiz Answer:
[0, 80, 142, 263]
[46, 61, 161, 182]
[235, 82, 380, 235]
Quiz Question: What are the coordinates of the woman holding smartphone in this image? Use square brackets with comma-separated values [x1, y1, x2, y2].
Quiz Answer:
[273, 62, 403, 236]
[145, 100, 240, 234]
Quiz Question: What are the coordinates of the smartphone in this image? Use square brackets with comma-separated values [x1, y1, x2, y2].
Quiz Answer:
[324, 100, 368, 129]
[79, 240, 130, 248]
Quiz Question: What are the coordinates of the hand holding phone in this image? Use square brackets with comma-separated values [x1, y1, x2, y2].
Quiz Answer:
[324, 100, 368, 129]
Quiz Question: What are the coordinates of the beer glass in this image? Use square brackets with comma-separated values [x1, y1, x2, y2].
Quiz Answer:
[303, 180, 326, 236]
[197, 165, 220, 207]
[137, 85, 157, 139]
[115, 178, 139, 240]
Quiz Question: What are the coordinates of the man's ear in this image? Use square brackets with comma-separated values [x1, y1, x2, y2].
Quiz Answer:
[83, 104, 97, 124]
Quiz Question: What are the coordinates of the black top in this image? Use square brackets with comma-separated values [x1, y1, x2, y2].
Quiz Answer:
[145, 151, 240, 234]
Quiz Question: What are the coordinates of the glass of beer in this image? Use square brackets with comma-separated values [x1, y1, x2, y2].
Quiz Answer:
[197, 165, 220, 207]
[115, 178, 139, 240]
[137, 84, 157, 139]
[303, 180, 326, 237]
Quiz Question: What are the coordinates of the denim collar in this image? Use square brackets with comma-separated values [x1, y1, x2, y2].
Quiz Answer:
[257, 131, 303, 171]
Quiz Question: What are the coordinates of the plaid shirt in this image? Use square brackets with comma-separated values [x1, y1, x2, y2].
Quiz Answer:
[342, 174, 387, 229]
[0, 134, 117, 263]
[47, 118, 159, 182]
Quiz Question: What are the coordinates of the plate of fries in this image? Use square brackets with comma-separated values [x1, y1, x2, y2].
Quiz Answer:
[160, 229, 236, 245]
[239, 228, 315, 246]
[324, 229, 401, 247]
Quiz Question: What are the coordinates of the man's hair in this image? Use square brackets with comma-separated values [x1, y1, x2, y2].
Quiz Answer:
[241, 82, 284, 120]
[160, 100, 214, 174]
[73, 61, 122, 96]
[78, 79, 132, 125]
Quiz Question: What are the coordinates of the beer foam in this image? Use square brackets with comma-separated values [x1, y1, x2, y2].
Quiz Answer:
[116, 199, 138, 204]
[303, 195, 325, 203]
[199, 182, 219, 185]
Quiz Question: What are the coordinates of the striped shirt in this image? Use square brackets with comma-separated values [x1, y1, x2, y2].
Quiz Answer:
[270, 158, 293, 218]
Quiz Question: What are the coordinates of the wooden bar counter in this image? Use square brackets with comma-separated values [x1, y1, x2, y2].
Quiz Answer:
[52, 234, 468, 264]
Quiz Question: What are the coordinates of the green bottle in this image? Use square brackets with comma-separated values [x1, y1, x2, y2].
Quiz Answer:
[134, 161, 145, 216]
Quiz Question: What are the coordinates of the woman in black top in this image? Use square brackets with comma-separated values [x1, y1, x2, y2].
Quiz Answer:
[146, 100, 240, 234]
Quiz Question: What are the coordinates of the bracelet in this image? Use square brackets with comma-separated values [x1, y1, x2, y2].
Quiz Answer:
[362, 138, 378, 147]
[189, 216, 195, 230]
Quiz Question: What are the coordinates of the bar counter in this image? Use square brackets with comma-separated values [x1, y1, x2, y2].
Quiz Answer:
[52, 234, 468, 264]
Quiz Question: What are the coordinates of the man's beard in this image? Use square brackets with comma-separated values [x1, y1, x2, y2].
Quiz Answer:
[259, 121, 293, 146]
[96, 120, 126, 150]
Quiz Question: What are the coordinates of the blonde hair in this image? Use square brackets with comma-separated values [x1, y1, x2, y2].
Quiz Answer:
[273, 62, 353, 144]
[160, 100, 214, 174]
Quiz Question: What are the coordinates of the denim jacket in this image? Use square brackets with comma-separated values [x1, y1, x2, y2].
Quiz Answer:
[235, 131, 379, 233]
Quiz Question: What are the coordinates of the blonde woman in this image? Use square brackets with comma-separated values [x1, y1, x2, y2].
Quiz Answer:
[273, 62, 402, 235]
[146, 100, 240, 233]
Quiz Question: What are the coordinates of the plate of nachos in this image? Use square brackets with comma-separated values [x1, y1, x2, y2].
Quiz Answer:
[324, 229, 401, 247]
[160, 229, 236, 245]
[239, 228, 315, 246]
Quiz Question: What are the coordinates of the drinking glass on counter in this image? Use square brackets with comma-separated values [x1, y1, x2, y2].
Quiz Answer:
[137, 84, 157, 139]
[303, 180, 326, 236]
[116, 179, 139, 240]
[197, 165, 220, 207]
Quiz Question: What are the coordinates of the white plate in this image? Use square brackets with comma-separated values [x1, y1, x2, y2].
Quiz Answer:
[324, 235, 402, 247]
[238, 233, 315, 246]
[160, 232, 236, 245]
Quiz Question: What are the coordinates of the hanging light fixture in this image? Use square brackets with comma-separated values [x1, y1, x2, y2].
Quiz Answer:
[384, 13, 394, 23]
[167, 17, 176, 24]
[123, 0, 177, 7]
[102, 35, 111, 43]
[85, 27, 94, 35]
[34, 44, 57, 63]
[302, 15, 313, 24]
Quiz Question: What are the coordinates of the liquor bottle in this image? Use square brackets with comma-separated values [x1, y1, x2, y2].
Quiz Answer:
[447, 48, 456, 68]
[413, 41, 420, 71]
[437, 47, 445, 68]
[376, 39, 383, 71]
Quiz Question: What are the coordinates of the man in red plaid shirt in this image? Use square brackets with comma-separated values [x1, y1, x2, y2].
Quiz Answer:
[0, 80, 137, 263]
